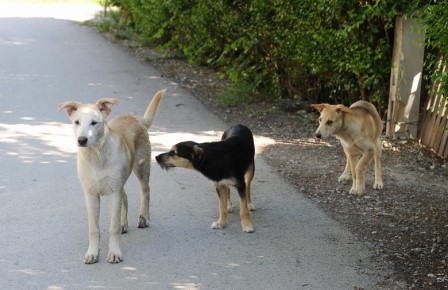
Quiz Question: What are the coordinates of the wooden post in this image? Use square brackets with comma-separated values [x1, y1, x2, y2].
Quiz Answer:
[387, 16, 425, 139]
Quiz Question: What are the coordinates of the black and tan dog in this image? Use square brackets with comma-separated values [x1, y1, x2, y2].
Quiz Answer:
[156, 124, 255, 233]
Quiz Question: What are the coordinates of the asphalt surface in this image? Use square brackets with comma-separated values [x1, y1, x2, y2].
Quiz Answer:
[0, 4, 391, 290]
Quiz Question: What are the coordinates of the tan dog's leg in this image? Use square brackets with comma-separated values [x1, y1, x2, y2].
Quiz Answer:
[245, 163, 255, 211]
[212, 183, 228, 229]
[107, 191, 123, 263]
[338, 159, 351, 183]
[346, 152, 358, 195]
[121, 189, 128, 234]
[84, 193, 100, 264]
[373, 139, 383, 190]
[353, 152, 374, 196]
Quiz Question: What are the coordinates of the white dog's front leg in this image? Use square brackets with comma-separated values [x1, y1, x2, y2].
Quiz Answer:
[108, 191, 123, 263]
[84, 193, 100, 264]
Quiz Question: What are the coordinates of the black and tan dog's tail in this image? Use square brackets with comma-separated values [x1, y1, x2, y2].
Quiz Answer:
[142, 89, 166, 129]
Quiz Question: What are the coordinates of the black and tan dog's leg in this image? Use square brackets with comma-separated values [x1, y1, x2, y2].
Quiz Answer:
[245, 162, 255, 211]
[237, 185, 254, 233]
[211, 183, 229, 229]
[226, 187, 233, 213]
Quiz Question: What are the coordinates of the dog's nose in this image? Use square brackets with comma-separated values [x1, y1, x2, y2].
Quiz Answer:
[78, 136, 88, 146]
[315, 132, 322, 139]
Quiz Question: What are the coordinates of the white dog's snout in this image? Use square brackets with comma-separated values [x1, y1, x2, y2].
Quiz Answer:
[78, 136, 88, 146]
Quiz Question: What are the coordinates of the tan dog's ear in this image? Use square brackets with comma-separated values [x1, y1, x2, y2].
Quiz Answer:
[335, 104, 351, 114]
[57, 101, 81, 116]
[310, 103, 328, 112]
[96, 98, 118, 117]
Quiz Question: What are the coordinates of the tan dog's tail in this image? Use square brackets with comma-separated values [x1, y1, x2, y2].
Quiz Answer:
[142, 89, 166, 128]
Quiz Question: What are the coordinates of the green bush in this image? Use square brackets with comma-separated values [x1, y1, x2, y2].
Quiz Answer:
[108, 0, 414, 109]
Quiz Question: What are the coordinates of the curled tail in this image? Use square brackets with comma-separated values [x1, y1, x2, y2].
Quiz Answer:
[143, 89, 166, 128]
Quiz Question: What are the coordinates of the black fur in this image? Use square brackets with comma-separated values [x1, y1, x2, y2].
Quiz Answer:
[156, 124, 255, 197]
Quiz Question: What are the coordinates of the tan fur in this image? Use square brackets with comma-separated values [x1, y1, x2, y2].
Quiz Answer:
[311, 100, 383, 196]
[58, 89, 165, 263]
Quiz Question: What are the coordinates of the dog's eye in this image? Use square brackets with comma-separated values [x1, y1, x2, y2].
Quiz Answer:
[74, 120, 80, 125]
[326, 120, 333, 125]
[168, 151, 175, 156]
[91, 121, 98, 126]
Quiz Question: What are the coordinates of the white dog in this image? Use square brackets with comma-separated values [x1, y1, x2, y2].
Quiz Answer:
[58, 89, 165, 263]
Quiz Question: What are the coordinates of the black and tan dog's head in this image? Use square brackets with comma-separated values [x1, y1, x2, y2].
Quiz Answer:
[156, 141, 205, 171]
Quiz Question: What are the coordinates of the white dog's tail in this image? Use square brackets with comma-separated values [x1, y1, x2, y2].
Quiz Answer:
[142, 89, 166, 128]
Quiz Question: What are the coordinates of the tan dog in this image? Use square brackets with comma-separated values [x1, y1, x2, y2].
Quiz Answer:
[311, 101, 383, 196]
[58, 89, 165, 264]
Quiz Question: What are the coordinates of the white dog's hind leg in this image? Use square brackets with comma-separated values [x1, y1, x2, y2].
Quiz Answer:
[135, 156, 150, 228]
[107, 191, 123, 263]
[121, 189, 128, 233]
[84, 193, 100, 264]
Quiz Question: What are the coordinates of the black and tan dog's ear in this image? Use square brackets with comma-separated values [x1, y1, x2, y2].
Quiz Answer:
[310, 103, 328, 112]
[193, 145, 204, 156]
[57, 101, 81, 116]
[96, 98, 118, 117]
[193, 145, 205, 163]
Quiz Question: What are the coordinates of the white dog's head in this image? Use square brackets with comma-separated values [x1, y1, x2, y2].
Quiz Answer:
[58, 98, 117, 147]
[311, 103, 350, 139]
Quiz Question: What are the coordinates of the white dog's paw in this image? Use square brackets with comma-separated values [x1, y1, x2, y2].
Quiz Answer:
[211, 221, 226, 229]
[248, 203, 256, 211]
[107, 249, 123, 263]
[227, 204, 234, 213]
[373, 181, 383, 190]
[241, 221, 254, 233]
[138, 215, 149, 228]
[84, 252, 99, 264]
[338, 173, 351, 183]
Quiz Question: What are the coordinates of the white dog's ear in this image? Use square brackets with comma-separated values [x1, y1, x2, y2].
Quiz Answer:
[310, 103, 328, 112]
[96, 98, 118, 117]
[57, 101, 80, 116]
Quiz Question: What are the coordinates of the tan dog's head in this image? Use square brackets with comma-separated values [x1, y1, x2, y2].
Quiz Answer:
[155, 141, 204, 171]
[311, 103, 350, 139]
[57, 98, 117, 147]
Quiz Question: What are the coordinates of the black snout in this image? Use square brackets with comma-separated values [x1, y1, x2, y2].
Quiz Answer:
[78, 136, 88, 146]
[315, 132, 322, 139]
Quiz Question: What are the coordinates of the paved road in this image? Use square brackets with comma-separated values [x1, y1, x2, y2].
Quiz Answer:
[0, 5, 390, 290]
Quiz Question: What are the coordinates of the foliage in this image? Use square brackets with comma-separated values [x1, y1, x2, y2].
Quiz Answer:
[413, 0, 448, 105]
[107, 0, 414, 108]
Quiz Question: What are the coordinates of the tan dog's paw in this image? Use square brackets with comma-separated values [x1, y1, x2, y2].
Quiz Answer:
[338, 173, 351, 183]
[107, 249, 123, 263]
[211, 221, 226, 229]
[349, 187, 364, 196]
[84, 252, 99, 264]
[373, 181, 383, 190]
[138, 215, 149, 228]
